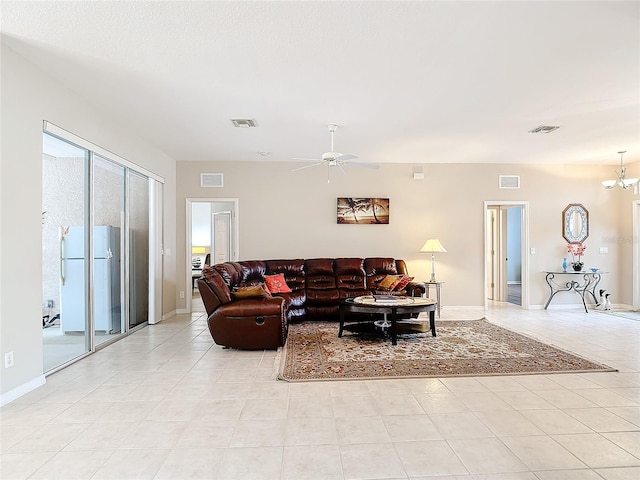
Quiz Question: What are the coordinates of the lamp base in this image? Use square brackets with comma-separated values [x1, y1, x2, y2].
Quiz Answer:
[430, 253, 437, 283]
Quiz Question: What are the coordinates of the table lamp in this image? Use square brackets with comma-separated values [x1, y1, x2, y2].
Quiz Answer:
[419, 239, 447, 282]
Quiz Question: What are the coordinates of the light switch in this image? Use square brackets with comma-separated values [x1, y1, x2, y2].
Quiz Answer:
[530, 247, 535, 255]
[599, 247, 608, 254]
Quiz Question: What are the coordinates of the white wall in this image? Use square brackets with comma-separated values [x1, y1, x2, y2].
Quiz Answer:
[0, 44, 177, 400]
[177, 160, 638, 311]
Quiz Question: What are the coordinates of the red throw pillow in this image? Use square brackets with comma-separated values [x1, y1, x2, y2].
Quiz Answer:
[394, 275, 414, 291]
[264, 273, 292, 293]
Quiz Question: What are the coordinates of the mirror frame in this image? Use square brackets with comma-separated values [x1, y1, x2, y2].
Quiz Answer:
[562, 203, 589, 244]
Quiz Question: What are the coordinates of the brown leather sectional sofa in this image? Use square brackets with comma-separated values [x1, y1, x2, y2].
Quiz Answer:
[197, 257, 424, 349]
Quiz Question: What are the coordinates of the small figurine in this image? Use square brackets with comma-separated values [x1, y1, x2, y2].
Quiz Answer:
[603, 293, 612, 311]
[597, 289, 606, 307]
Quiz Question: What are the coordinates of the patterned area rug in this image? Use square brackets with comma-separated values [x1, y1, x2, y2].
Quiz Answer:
[276, 318, 616, 382]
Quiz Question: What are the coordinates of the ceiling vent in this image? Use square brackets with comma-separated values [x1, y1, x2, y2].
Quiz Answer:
[230, 118, 258, 128]
[499, 175, 520, 189]
[201, 173, 224, 188]
[528, 125, 559, 134]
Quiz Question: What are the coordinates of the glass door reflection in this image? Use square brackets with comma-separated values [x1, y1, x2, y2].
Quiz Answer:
[42, 133, 90, 372]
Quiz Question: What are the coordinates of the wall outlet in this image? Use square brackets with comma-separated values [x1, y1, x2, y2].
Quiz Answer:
[5, 351, 14, 368]
[179, 291, 185, 299]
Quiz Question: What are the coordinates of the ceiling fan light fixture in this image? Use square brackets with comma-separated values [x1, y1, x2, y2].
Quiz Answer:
[528, 125, 560, 134]
[602, 151, 638, 190]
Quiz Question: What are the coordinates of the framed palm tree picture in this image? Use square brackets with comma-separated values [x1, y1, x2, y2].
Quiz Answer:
[337, 198, 389, 224]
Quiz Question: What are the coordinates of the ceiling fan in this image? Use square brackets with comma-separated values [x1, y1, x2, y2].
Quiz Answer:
[291, 124, 380, 181]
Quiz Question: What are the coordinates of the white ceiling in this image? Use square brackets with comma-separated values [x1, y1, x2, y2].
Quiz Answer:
[2, 1, 639, 166]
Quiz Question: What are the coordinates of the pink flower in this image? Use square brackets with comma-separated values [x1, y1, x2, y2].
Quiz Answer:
[567, 242, 586, 264]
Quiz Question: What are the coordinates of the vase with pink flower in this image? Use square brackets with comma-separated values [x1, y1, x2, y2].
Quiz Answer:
[567, 242, 586, 271]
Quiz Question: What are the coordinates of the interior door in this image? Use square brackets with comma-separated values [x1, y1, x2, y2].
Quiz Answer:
[486, 207, 498, 300]
[212, 211, 231, 264]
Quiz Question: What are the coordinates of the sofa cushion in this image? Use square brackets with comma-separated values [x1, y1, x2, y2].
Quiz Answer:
[266, 259, 305, 291]
[213, 262, 243, 288]
[202, 266, 232, 305]
[365, 257, 400, 290]
[239, 261, 267, 285]
[264, 273, 292, 293]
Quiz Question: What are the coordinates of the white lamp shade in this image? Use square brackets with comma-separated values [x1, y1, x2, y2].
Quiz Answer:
[419, 239, 447, 253]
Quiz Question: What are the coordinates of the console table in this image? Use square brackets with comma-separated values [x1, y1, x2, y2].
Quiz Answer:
[543, 271, 604, 313]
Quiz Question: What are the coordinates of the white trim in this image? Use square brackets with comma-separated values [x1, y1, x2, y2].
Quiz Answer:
[633, 200, 640, 309]
[162, 309, 176, 321]
[1, 375, 46, 406]
[483, 201, 530, 310]
[43, 121, 165, 184]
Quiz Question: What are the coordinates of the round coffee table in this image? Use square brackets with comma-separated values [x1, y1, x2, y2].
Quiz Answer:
[338, 295, 437, 345]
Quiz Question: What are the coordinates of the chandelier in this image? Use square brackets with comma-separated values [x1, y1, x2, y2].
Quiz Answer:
[602, 151, 639, 190]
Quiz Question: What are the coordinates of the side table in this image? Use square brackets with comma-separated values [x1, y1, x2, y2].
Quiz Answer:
[422, 281, 443, 318]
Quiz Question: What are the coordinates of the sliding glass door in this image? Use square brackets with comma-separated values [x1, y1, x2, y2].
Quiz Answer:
[42, 133, 91, 371]
[42, 126, 163, 373]
[128, 171, 149, 329]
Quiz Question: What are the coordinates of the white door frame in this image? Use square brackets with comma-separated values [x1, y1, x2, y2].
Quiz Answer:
[633, 200, 640, 309]
[484, 201, 530, 310]
[186, 198, 239, 313]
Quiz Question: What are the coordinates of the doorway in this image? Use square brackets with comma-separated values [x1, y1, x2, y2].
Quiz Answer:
[484, 201, 529, 309]
[186, 198, 239, 313]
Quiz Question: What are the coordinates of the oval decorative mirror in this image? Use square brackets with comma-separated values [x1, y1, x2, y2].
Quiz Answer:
[562, 203, 589, 244]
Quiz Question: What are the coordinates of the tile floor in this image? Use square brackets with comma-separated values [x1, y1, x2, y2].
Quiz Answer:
[1, 300, 639, 479]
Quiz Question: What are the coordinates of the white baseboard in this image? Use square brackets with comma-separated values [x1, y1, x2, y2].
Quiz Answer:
[444, 305, 487, 310]
[176, 308, 189, 314]
[162, 309, 176, 320]
[1, 375, 46, 407]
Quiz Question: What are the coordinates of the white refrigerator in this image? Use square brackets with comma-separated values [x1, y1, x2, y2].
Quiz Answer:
[60, 225, 121, 334]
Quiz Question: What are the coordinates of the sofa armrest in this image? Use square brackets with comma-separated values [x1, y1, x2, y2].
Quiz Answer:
[405, 281, 426, 297]
[216, 296, 284, 318]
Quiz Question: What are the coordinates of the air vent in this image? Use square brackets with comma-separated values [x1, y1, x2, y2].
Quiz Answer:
[528, 125, 559, 134]
[499, 175, 520, 189]
[230, 118, 258, 128]
[201, 173, 224, 188]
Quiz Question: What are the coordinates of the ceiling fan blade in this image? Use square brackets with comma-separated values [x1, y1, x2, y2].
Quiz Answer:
[291, 162, 325, 172]
[335, 153, 357, 162]
[345, 160, 380, 170]
[333, 164, 346, 175]
[291, 157, 321, 162]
